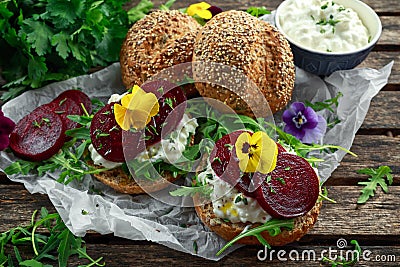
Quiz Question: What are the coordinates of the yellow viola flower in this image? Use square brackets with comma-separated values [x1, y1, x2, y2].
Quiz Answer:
[114, 85, 159, 131]
[235, 131, 278, 174]
[187, 2, 212, 20]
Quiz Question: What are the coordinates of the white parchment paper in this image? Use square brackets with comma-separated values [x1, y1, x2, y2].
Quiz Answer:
[0, 61, 393, 260]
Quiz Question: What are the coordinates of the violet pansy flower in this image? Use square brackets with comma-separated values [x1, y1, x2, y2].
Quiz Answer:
[282, 102, 327, 144]
[0, 111, 16, 151]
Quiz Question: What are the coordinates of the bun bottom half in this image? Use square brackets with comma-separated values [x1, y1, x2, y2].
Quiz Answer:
[194, 198, 322, 246]
[89, 163, 180, 195]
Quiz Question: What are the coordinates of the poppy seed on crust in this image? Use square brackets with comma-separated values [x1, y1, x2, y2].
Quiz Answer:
[120, 10, 201, 89]
[193, 10, 295, 116]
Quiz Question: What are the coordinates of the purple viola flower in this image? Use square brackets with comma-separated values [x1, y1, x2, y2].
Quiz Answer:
[282, 102, 327, 144]
[0, 111, 16, 151]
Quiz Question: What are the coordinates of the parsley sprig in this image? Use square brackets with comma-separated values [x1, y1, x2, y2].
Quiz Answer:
[357, 166, 393, 204]
[0, 207, 104, 267]
[0, 0, 130, 101]
[216, 219, 294, 256]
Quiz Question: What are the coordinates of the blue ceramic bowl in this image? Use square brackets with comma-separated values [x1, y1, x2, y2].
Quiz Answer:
[275, 0, 382, 76]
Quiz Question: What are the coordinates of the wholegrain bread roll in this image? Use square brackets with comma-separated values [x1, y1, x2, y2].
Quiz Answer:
[90, 163, 181, 195]
[194, 198, 322, 245]
[193, 10, 295, 116]
[89, 135, 195, 195]
[120, 10, 201, 89]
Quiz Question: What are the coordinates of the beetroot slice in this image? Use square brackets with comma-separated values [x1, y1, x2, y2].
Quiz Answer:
[210, 130, 271, 196]
[209, 130, 246, 187]
[47, 98, 81, 140]
[9, 104, 66, 161]
[90, 103, 125, 162]
[255, 153, 320, 219]
[277, 143, 286, 153]
[141, 80, 186, 146]
[55, 90, 92, 114]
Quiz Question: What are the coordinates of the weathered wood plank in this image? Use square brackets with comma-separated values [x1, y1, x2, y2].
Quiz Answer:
[126, 0, 400, 14]
[358, 51, 399, 85]
[327, 135, 400, 185]
[68, 243, 399, 267]
[0, 185, 399, 237]
[361, 91, 400, 130]
[379, 16, 400, 46]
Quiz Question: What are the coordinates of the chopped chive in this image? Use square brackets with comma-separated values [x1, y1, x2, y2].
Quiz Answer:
[59, 98, 67, 106]
[224, 143, 234, 150]
[276, 177, 286, 185]
[213, 157, 222, 164]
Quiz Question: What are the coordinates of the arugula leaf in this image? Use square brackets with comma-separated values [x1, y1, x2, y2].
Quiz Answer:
[322, 239, 361, 266]
[4, 160, 39, 175]
[246, 7, 271, 17]
[272, 124, 357, 160]
[357, 166, 393, 204]
[216, 219, 294, 255]
[127, 0, 154, 24]
[0, 208, 104, 266]
[159, 0, 176, 10]
[305, 92, 343, 112]
[169, 184, 212, 197]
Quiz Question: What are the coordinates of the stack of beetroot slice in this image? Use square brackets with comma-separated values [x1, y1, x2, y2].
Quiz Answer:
[90, 80, 187, 163]
[210, 130, 320, 219]
[9, 90, 92, 162]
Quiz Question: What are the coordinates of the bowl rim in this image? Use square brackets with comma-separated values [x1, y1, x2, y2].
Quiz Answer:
[275, 0, 382, 56]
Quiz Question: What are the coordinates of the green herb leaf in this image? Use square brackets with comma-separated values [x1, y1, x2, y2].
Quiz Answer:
[246, 6, 271, 17]
[169, 184, 212, 197]
[322, 239, 362, 266]
[127, 0, 154, 24]
[216, 219, 294, 256]
[357, 166, 393, 204]
[4, 160, 38, 175]
[159, 0, 176, 11]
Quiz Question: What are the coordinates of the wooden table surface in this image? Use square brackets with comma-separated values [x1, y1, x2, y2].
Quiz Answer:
[1, 0, 399, 266]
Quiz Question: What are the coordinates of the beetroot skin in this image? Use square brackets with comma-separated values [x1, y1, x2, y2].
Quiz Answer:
[55, 89, 92, 114]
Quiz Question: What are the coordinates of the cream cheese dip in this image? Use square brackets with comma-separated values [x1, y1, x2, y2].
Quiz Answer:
[278, 0, 370, 53]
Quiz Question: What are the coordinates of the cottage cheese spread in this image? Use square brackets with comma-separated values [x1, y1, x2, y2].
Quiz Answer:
[198, 164, 272, 224]
[279, 0, 370, 52]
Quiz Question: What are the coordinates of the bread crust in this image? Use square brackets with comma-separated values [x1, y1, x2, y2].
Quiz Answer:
[90, 135, 195, 195]
[193, 10, 295, 116]
[120, 10, 201, 89]
[194, 198, 322, 246]
[90, 163, 180, 195]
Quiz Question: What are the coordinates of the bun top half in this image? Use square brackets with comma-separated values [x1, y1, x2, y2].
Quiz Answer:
[120, 10, 201, 89]
[193, 10, 295, 115]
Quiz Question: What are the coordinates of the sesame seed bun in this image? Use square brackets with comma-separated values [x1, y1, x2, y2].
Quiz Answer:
[120, 10, 201, 89]
[193, 10, 295, 116]
[90, 163, 181, 195]
[89, 135, 195, 195]
[194, 197, 322, 245]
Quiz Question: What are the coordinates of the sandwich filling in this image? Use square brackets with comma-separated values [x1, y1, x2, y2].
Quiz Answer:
[198, 163, 272, 224]
[89, 92, 198, 168]
[198, 130, 321, 223]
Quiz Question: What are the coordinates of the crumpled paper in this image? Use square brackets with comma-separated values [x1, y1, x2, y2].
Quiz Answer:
[0, 61, 393, 260]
